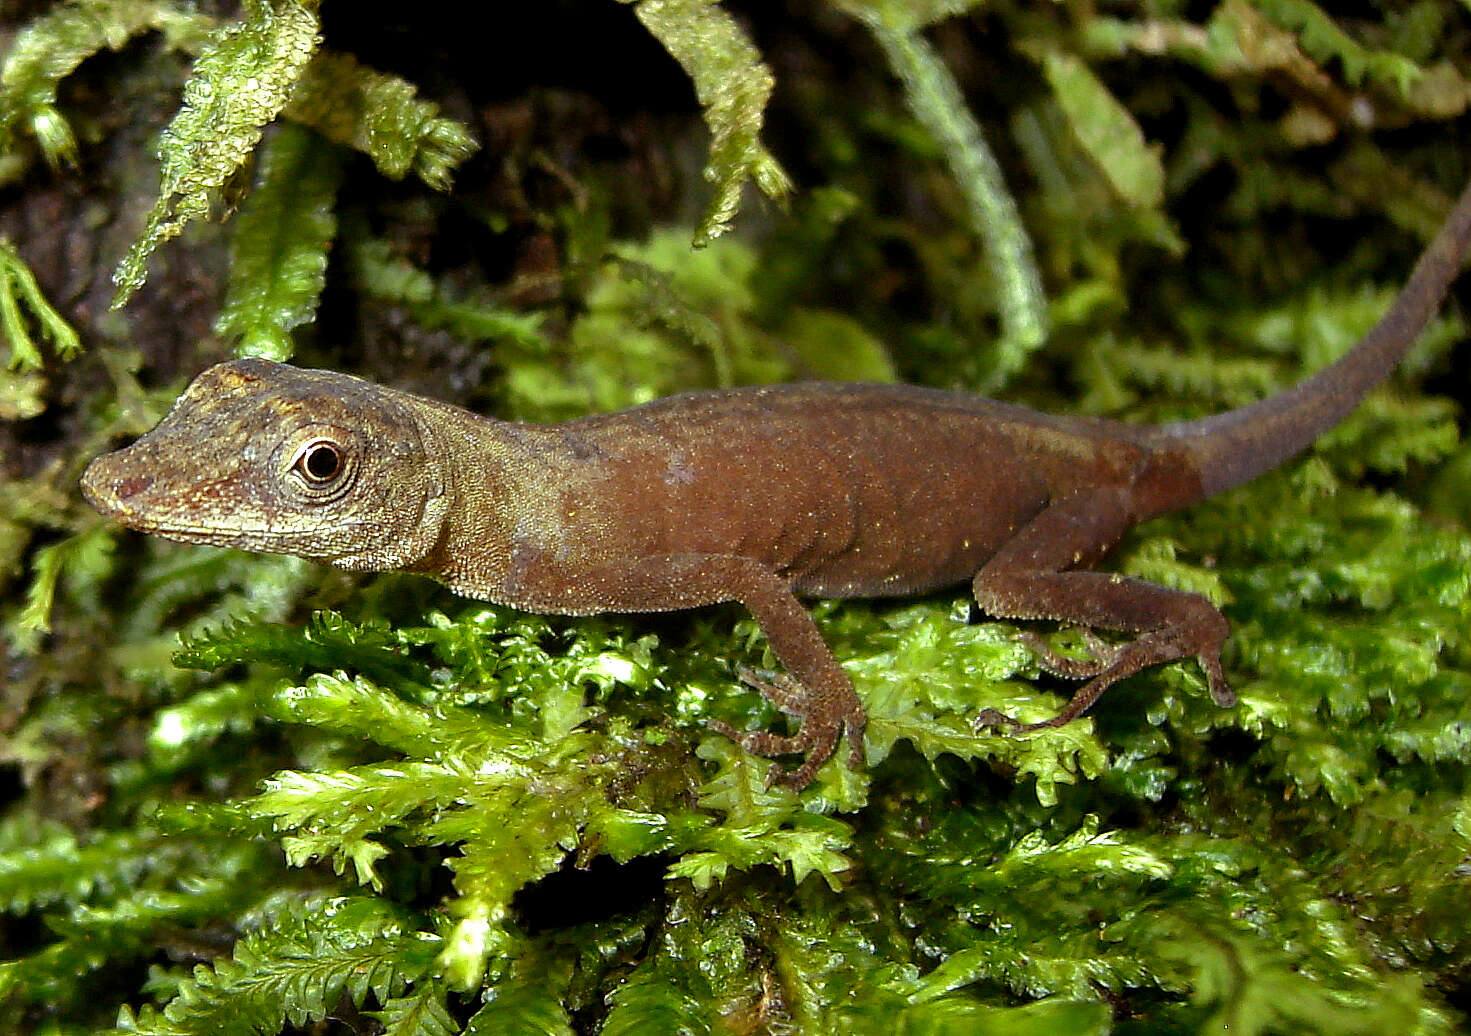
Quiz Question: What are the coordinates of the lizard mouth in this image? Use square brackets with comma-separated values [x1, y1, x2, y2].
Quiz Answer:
[80, 455, 368, 552]
[81, 471, 241, 546]
[79, 456, 206, 536]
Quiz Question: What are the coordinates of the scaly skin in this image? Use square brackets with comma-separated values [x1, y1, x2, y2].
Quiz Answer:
[82, 178, 1471, 788]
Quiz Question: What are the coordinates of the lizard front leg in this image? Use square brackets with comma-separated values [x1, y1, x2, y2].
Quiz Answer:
[551, 553, 866, 789]
[971, 487, 1233, 732]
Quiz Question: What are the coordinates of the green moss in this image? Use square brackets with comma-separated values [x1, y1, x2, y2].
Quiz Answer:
[214, 122, 343, 360]
[111, 0, 325, 307]
[618, 0, 791, 246]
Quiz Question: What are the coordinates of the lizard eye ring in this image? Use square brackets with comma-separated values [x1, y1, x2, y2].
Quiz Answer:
[287, 437, 355, 499]
[296, 440, 343, 482]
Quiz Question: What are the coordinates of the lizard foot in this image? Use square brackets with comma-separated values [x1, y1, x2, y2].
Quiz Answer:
[707, 718, 838, 790]
[705, 666, 866, 789]
[978, 612, 1235, 733]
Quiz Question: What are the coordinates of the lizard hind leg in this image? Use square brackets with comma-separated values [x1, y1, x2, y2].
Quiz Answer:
[970, 488, 1235, 733]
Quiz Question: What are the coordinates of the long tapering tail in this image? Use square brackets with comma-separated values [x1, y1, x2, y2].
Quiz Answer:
[1148, 178, 1471, 499]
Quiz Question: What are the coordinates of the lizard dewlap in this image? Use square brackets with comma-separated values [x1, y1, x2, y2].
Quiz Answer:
[83, 177, 1471, 789]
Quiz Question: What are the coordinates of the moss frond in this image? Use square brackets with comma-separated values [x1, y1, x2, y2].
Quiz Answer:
[1169, 468, 1471, 804]
[367, 984, 459, 1036]
[668, 738, 858, 890]
[833, 599, 1110, 806]
[0, 838, 276, 1018]
[214, 122, 342, 360]
[111, 0, 323, 308]
[462, 971, 575, 1034]
[8, 523, 114, 654]
[0, 236, 81, 370]
[1034, 48, 1165, 212]
[110, 897, 438, 1035]
[859, 17, 1047, 390]
[0, 0, 211, 168]
[285, 51, 477, 190]
[1249, 0, 1424, 93]
[620, 0, 791, 247]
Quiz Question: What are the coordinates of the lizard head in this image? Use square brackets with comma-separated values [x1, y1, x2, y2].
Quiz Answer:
[81, 357, 450, 572]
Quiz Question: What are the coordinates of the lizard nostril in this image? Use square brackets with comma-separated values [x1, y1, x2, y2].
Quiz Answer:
[113, 475, 154, 500]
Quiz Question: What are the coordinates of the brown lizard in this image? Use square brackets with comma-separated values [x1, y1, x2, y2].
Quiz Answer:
[82, 178, 1471, 789]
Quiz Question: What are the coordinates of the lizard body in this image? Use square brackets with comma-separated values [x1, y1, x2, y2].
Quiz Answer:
[82, 178, 1471, 788]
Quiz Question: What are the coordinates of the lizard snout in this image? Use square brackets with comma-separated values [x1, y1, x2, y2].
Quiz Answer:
[79, 455, 148, 516]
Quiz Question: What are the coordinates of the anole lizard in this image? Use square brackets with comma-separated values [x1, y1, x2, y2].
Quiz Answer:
[82, 179, 1471, 789]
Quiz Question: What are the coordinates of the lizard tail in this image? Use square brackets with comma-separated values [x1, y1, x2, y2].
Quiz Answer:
[1147, 177, 1471, 500]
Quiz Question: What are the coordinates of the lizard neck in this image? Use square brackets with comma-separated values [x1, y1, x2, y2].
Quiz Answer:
[399, 400, 548, 604]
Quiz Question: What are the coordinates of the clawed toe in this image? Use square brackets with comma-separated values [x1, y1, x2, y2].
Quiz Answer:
[973, 706, 1020, 732]
[1019, 629, 1117, 679]
[1200, 652, 1234, 707]
[707, 717, 837, 789]
[972, 706, 1057, 734]
[736, 665, 809, 713]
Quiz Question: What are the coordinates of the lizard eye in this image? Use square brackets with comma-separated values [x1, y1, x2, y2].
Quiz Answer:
[291, 439, 346, 485]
